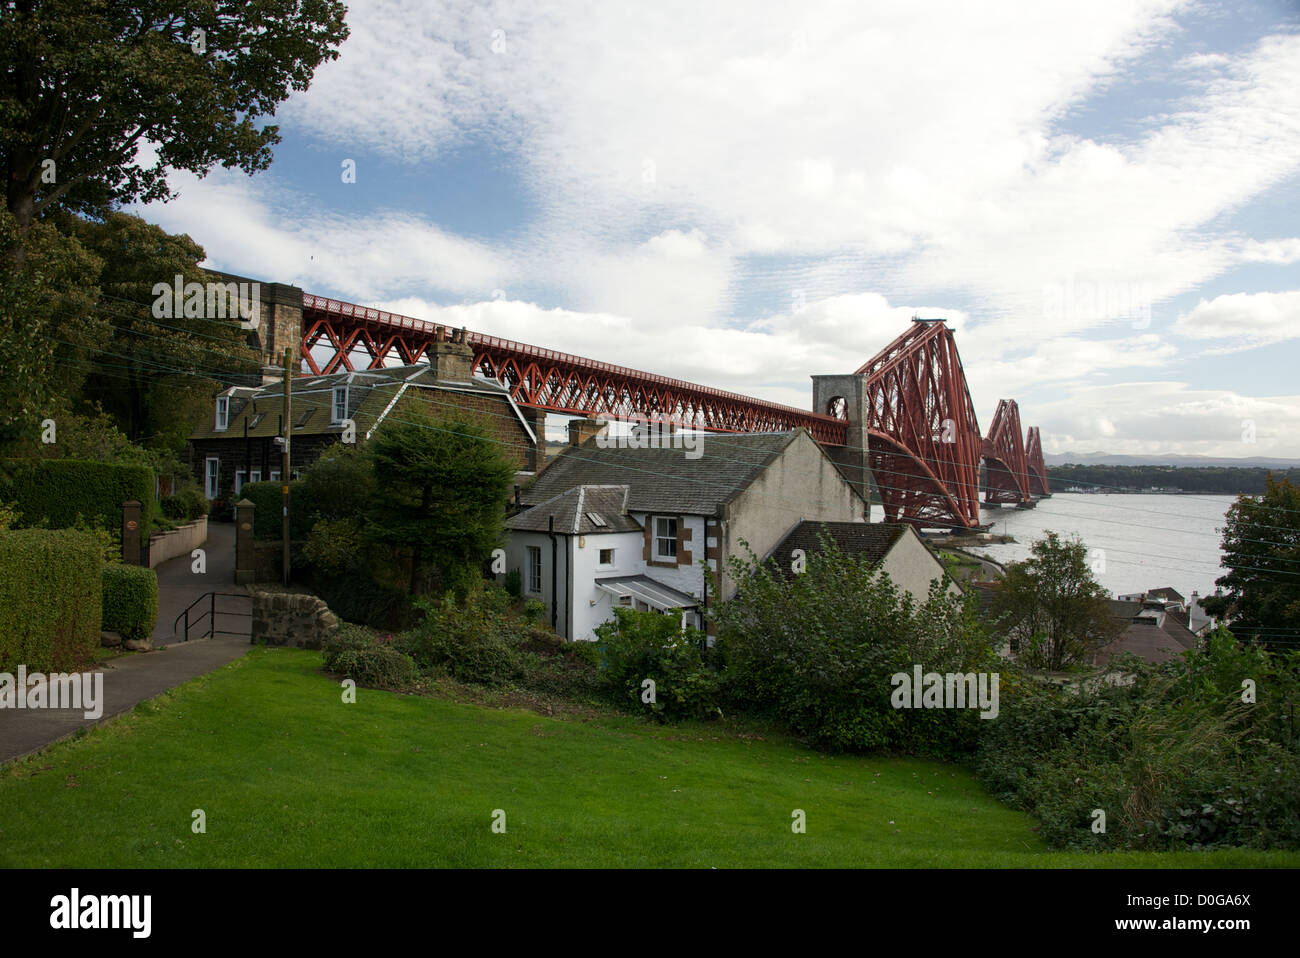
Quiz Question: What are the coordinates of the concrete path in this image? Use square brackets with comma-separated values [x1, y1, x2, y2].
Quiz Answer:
[0, 521, 253, 766]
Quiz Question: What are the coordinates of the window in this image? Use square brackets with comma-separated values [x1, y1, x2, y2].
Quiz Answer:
[295, 409, 315, 428]
[598, 548, 615, 566]
[526, 546, 542, 594]
[331, 387, 348, 424]
[250, 470, 262, 484]
[205, 458, 219, 499]
[248, 413, 265, 429]
[235, 469, 247, 494]
[215, 396, 229, 431]
[653, 516, 677, 561]
[269, 470, 280, 482]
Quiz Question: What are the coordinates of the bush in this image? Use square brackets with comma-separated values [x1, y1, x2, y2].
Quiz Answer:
[0, 458, 156, 536]
[710, 536, 993, 755]
[397, 584, 525, 685]
[503, 567, 522, 597]
[240, 480, 309, 539]
[0, 528, 103, 671]
[161, 484, 208, 521]
[321, 625, 419, 690]
[101, 564, 158, 643]
[974, 635, 1300, 851]
[594, 608, 722, 721]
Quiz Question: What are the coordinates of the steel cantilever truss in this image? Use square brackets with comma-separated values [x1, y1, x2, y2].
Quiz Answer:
[981, 399, 1031, 505]
[1025, 426, 1050, 497]
[300, 295, 848, 443]
[855, 321, 983, 529]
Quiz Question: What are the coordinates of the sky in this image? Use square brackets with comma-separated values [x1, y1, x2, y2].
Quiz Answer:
[132, 0, 1300, 458]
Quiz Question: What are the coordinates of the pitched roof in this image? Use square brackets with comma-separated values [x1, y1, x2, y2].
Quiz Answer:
[506, 485, 642, 534]
[1147, 586, 1186, 605]
[190, 365, 515, 441]
[520, 430, 801, 516]
[764, 521, 910, 579]
[1095, 600, 1201, 665]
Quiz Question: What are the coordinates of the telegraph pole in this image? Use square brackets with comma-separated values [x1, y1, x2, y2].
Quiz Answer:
[281, 346, 292, 585]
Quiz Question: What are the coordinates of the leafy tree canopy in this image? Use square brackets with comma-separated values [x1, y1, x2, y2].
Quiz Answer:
[1, 0, 349, 232]
[1201, 475, 1300, 652]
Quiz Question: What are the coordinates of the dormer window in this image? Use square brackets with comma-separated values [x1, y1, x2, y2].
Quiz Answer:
[331, 387, 348, 424]
[215, 396, 229, 431]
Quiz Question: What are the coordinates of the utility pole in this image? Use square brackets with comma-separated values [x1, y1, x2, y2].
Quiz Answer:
[281, 346, 292, 585]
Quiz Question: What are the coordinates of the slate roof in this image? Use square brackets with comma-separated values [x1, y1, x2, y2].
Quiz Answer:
[766, 521, 908, 577]
[520, 431, 801, 516]
[1094, 599, 1201, 665]
[190, 365, 517, 441]
[506, 485, 642, 535]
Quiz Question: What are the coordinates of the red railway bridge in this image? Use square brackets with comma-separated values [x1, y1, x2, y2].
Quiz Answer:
[291, 292, 1049, 529]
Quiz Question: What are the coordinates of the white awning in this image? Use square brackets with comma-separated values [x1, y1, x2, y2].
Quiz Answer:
[595, 575, 699, 611]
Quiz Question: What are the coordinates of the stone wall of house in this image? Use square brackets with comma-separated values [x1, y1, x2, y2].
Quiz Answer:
[250, 590, 339, 649]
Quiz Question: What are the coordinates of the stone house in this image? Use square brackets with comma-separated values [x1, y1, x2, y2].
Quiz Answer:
[187, 342, 540, 506]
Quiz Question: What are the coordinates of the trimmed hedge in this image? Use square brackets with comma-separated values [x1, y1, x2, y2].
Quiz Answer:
[241, 479, 310, 540]
[0, 528, 103, 671]
[102, 564, 159, 643]
[0, 459, 156, 536]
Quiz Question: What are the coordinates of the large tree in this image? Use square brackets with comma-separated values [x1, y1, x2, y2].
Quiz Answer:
[64, 211, 259, 453]
[1, 0, 348, 235]
[991, 532, 1122, 671]
[365, 399, 517, 597]
[1200, 475, 1300, 652]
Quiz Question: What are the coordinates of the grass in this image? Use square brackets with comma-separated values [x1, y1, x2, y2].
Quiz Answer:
[1, 646, 1296, 868]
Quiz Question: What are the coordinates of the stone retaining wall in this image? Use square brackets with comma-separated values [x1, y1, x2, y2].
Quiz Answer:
[250, 590, 339, 649]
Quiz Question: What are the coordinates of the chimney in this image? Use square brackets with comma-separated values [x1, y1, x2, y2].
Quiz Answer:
[427, 336, 475, 382]
[568, 415, 609, 448]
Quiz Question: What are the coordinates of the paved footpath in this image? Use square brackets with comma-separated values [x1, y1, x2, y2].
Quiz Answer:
[0, 521, 253, 765]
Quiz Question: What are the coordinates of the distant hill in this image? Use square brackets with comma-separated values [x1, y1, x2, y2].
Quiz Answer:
[1044, 452, 1300, 469]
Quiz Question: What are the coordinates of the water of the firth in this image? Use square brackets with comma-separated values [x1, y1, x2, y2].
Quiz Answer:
[875, 493, 1236, 599]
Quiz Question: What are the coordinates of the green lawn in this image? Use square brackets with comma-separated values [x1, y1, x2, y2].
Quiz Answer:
[1, 647, 1295, 868]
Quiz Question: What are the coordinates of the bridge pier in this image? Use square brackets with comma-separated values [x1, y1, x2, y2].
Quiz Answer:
[811, 373, 872, 518]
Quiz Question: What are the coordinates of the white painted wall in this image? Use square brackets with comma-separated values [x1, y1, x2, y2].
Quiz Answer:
[878, 527, 963, 602]
[569, 530, 645, 640]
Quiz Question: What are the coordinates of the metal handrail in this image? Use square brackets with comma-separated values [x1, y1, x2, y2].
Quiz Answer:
[172, 591, 252, 641]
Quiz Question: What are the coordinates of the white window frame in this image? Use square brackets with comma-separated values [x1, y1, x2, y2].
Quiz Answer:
[205, 458, 220, 500]
[250, 469, 262, 484]
[526, 546, 542, 594]
[653, 516, 678, 562]
[331, 386, 348, 424]
[597, 547, 615, 568]
[215, 396, 229, 431]
[270, 470, 280, 482]
[235, 469, 247, 495]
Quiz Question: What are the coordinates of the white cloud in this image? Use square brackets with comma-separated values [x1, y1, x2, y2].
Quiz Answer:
[1035, 382, 1300, 458]
[1238, 237, 1300, 264]
[1173, 290, 1300, 349]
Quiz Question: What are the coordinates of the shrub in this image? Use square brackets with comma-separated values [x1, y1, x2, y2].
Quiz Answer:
[974, 635, 1300, 851]
[322, 625, 418, 690]
[397, 584, 524, 685]
[101, 564, 159, 643]
[0, 528, 102, 671]
[594, 608, 722, 721]
[0, 458, 156, 537]
[161, 484, 207, 522]
[503, 567, 522, 597]
[710, 536, 993, 755]
[239, 480, 309, 539]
